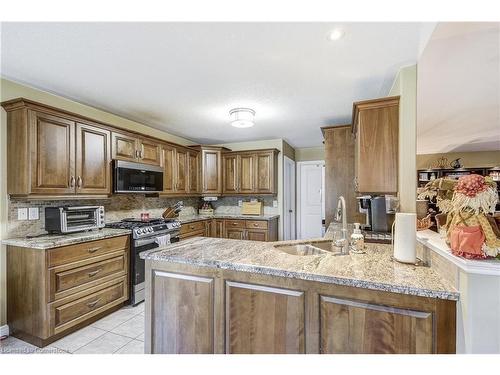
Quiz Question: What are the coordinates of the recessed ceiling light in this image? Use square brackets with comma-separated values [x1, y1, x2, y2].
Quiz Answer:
[328, 28, 345, 41]
[229, 108, 255, 128]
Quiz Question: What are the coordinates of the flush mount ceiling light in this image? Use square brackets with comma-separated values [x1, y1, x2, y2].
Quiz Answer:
[229, 108, 255, 128]
[328, 28, 345, 41]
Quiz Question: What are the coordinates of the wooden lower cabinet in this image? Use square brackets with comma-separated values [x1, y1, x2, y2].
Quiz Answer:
[7, 235, 129, 347]
[225, 227, 246, 240]
[145, 263, 456, 354]
[225, 281, 305, 354]
[319, 296, 433, 354]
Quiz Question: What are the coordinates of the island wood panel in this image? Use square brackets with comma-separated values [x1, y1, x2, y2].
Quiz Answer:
[30, 111, 76, 194]
[353, 97, 399, 193]
[319, 296, 433, 354]
[223, 154, 238, 194]
[322, 125, 364, 226]
[139, 139, 162, 166]
[225, 281, 305, 354]
[76, 123, 111, 194]
[175, 148, 188, 192]
[151, 271, 214, 354]
[188, 151, 201, 194]
[162, 145, 176, 194]
[239, 153, 255, 193]
[111, 131, 138, 162]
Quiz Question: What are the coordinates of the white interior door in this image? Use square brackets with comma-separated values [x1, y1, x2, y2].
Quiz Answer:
[283, 156, 296, 240]
[297, 161, 324, 239]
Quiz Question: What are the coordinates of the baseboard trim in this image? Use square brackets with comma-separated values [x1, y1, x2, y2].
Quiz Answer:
[0, 324, 9, 338]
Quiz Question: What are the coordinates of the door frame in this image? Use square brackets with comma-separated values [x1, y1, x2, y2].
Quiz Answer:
[283, 156, 296, 241]
[296, 160, 325, 239]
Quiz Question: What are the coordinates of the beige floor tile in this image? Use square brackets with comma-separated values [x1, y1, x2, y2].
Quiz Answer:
[0, 336, 38, 354]
[116, 339, 144, 354]
[111, 315, 145, 338]
[135, 333, 144, 342]
[52, 326, 106, 353]
[120, 302, 144, 316]
[74, 332, 132, 354]
[91, 308, 138, 331]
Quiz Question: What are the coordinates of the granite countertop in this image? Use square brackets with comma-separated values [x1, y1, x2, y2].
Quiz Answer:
[178, 214, 280, 224]
[140, 236, 459, 301]
[2, 228, 132, 250]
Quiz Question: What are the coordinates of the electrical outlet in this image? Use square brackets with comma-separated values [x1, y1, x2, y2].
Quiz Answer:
[29, 207, 39, 220]
[238, 200, 243, 207]
[273, 200, 278, 208]
[17, 208, 28, 220]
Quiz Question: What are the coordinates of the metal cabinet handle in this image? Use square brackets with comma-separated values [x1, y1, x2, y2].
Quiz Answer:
[87, 298, 101, 308]
[77, 176, 82, 188]
[135, 150, 139, 158]
[70, 176, 75, 187]
[88, 269, 102, 277]
[139, 150, 143, 159]
[190, 225, 195, 230]
[253, 223, 259, 227]
[87, 247, 101, 253]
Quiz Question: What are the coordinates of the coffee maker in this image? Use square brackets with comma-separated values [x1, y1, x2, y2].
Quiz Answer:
[356, 195, 398, 242]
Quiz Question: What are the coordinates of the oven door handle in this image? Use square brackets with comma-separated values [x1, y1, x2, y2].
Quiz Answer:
[135, 237, 163, 247]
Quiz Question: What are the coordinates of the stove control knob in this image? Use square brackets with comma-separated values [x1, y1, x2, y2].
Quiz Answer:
[137, 228, 144, 235]
[148, 227, 153, 232]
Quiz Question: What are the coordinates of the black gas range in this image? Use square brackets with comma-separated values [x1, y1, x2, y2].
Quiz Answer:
[106, 218, 181, 305]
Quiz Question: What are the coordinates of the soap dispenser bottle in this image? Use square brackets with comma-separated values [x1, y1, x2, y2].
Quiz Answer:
[350, 223, 365, 253]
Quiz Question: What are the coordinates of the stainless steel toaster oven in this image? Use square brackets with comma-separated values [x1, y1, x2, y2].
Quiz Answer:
[45, 206, 105, 234]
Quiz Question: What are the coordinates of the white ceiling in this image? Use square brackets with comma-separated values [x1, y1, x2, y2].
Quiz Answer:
[417, 22, 500, 154]
[1, 22, 427, 148]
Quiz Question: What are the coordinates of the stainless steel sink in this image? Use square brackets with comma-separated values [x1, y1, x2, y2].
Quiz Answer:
[274, 244, 328, 256]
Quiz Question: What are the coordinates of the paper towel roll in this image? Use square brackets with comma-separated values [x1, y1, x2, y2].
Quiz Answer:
[392, 213, 417, 264]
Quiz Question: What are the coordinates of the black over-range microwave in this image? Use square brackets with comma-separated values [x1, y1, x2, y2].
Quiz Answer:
[113, 160, 163, 193]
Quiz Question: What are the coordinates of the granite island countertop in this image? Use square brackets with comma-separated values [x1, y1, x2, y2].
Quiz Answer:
[140, 236, 459, 301]
[2, 228, 132, 250]
[178, 214, 280, 224]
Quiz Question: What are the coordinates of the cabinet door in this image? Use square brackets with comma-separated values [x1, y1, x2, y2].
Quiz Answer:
[205, 220, 214, 237]
[150, 270, 214, 353]
[162, 145, 176, 194]
[246, 229, 268, 242]
[175, 148, 188, 193]
[30, 111, 76, 194]
[319, 296, 433, 354]
[75, 123, 111, 194]
[215, 219, 225, 238]
[356, 105, 398, 193]
[255, 151, 276, 194]
[223, 154, 238, 194]
[188, 151, 201, 194]
[239, 153, 255, 193]
[112, 132, 139, 162]
[225, 228, 245, 240]
[139, 139, 162, 166]
[202, 149, 221, 194]
[225, 281, 305, 354]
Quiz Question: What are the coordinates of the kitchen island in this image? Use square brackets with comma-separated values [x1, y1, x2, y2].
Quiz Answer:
[140, 237, 458, 354]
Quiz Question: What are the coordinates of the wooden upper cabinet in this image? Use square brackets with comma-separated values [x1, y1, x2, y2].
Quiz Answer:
[75, 123, 111, 194]
[139, 139, 162, 166]
[225, 281, 305, 354]
[162, 144, 176, 194]
[352, 96, 399, 193]
[254, 150, 278, 194]
[238, 153, 255, 193]
[188, 151, 201, 194]
[29, 111, 76, 195]
[319, 295, 433, 354]
[175, 148, 188, 193]
[111, 132, 139, 162]
[223, 154, 238, 194]
[191, 147, 223, 195]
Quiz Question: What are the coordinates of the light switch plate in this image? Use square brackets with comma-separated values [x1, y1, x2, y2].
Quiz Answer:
[17, 208, 28, 221]
[238, 200, 243, 207]
[273, 200, 278, 208]
[29, 207, 39, 220]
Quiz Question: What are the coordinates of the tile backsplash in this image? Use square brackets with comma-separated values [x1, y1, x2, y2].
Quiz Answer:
[7, 195, 279, 238]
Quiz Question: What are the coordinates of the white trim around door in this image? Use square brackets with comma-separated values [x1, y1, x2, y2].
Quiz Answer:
[283, 156, 296, 241]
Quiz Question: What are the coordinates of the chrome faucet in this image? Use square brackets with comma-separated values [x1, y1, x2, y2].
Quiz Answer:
[332, 196, 349, 255]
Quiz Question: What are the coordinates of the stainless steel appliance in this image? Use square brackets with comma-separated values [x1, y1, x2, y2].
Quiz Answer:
[113, 160, 163, 193]
[45, 206, 105, 234]
[106, 218, 181, 305]
[356, 195, 397, 243]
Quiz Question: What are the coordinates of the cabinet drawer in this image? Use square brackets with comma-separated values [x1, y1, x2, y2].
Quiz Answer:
[49, 254, 126, 300]
[225, 220, 246, 229]
[51, 278, 127, 334]
[47, 235, 129, 267]
[245, 220, 268, 229]
[180, 229, 206, 240]
[180, 220, 206, 235]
